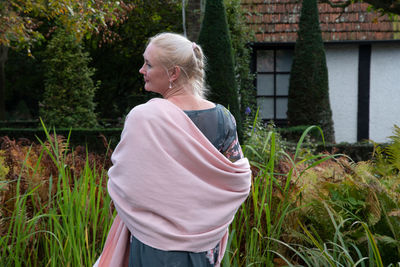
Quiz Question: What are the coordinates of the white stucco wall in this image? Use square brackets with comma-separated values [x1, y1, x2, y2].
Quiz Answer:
[255, 43, 400, 143]
[370, 43, 400, 143]
[325, 45, 359, 143]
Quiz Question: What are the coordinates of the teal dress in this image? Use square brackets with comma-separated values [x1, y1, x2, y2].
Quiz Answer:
[128, 104, 243, 267]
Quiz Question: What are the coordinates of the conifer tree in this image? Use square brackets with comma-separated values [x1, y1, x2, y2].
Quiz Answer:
[198, 0, 242, 138]
[287, 0, 335, 142]
[40, 28, 98, 128]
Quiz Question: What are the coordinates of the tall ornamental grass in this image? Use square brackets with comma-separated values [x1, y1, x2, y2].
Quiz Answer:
[0, 124, 114, 266]
[224, 118, 335, 266]
[224, 116, 400, 266]
[271, 205, 385, 267]
[1, 119, 399, 266]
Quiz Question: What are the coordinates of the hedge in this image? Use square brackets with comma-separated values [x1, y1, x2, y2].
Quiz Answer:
[0, 127, 378, 161]
[316, 142, 375, 162]
[0, 120, 39, 128]
[277, 126, 376, 162]
[0, 128, 123, 153]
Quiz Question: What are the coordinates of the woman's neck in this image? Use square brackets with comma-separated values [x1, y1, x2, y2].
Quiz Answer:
[164, 86, 214, 111]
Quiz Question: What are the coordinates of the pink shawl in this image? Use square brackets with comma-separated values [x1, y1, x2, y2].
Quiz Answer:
[94, 98, 251, 266]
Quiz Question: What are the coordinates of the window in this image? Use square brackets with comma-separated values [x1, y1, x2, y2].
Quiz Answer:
[256, 48, 293, 125]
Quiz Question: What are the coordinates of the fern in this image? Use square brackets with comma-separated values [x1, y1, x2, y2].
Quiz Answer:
[386, 125, 400, 172]
[373, 125, 400, 176]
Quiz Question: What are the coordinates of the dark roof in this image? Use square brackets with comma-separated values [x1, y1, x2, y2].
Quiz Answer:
[242, 0, 400, 42]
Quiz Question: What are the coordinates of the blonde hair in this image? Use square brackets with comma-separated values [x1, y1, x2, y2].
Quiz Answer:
[148, 32, 208, 98]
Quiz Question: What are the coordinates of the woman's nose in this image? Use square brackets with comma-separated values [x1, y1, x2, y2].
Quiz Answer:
[139, 64, 145, 74]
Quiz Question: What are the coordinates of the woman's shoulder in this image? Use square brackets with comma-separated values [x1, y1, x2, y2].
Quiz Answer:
[128, 98, 169, 116]
[215, 104, 237, 126]
[122, 99, 171, 127]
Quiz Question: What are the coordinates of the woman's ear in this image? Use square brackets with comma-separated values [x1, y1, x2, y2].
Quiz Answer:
[169, 66, 181, 82]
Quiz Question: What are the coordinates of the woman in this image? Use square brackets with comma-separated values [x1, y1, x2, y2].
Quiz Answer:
[94, 33, 251, 267]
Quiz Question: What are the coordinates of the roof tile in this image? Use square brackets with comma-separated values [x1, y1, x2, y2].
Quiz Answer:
[243, 0, 400, 42]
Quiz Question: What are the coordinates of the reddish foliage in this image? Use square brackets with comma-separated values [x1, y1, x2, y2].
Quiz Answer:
[0, 134, 112, 236]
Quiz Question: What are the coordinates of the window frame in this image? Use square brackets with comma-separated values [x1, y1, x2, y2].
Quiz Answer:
[252, 43, 295, 127]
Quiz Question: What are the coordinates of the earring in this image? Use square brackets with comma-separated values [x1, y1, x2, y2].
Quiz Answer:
[169, 81, 172, 89]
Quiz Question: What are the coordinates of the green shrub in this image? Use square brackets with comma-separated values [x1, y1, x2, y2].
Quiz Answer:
[224, 0, 256, 119]
[287, 0, 335, 142]
[198, 0, 243, 139]
[40, 28, 98, 128]
[243, 118, 287, 166]
[278, 125, 313, 142]
[243, 115, 319, 166]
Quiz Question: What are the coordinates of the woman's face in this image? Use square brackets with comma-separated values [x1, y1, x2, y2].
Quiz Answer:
[139, 43, 170, 96]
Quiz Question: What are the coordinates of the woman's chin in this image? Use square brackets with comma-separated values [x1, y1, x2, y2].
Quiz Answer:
[144, 86, 161, 95]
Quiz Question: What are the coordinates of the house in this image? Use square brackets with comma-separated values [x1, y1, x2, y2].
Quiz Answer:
[242, 0, 400, 143]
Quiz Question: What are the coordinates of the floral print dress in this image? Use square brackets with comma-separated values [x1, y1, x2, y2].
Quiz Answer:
[184, 104, 243, 162]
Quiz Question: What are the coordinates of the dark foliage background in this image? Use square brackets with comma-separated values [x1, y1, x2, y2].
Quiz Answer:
[4, 0, 254, 133]
[5, 0, 182, 122]
[88, 0, 182, 120]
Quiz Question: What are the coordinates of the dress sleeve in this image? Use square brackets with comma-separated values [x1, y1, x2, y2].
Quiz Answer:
[220, 110, 243, 162]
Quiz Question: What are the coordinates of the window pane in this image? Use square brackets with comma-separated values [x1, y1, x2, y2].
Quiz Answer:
[257, 97, 274, 119]
[257, 74, 274, 95]
[276, 50, 293, 72]
[257, 50, 274, 72]
[276, 74, 290, 96]
[276, 98, 288, 119]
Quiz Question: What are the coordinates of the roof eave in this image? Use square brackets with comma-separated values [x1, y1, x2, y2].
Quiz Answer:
[250, 39, 400, 48]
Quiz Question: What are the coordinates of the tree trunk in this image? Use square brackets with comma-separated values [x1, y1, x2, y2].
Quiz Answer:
[0, 45, 8, 120]
[186, 0, 204, 41]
